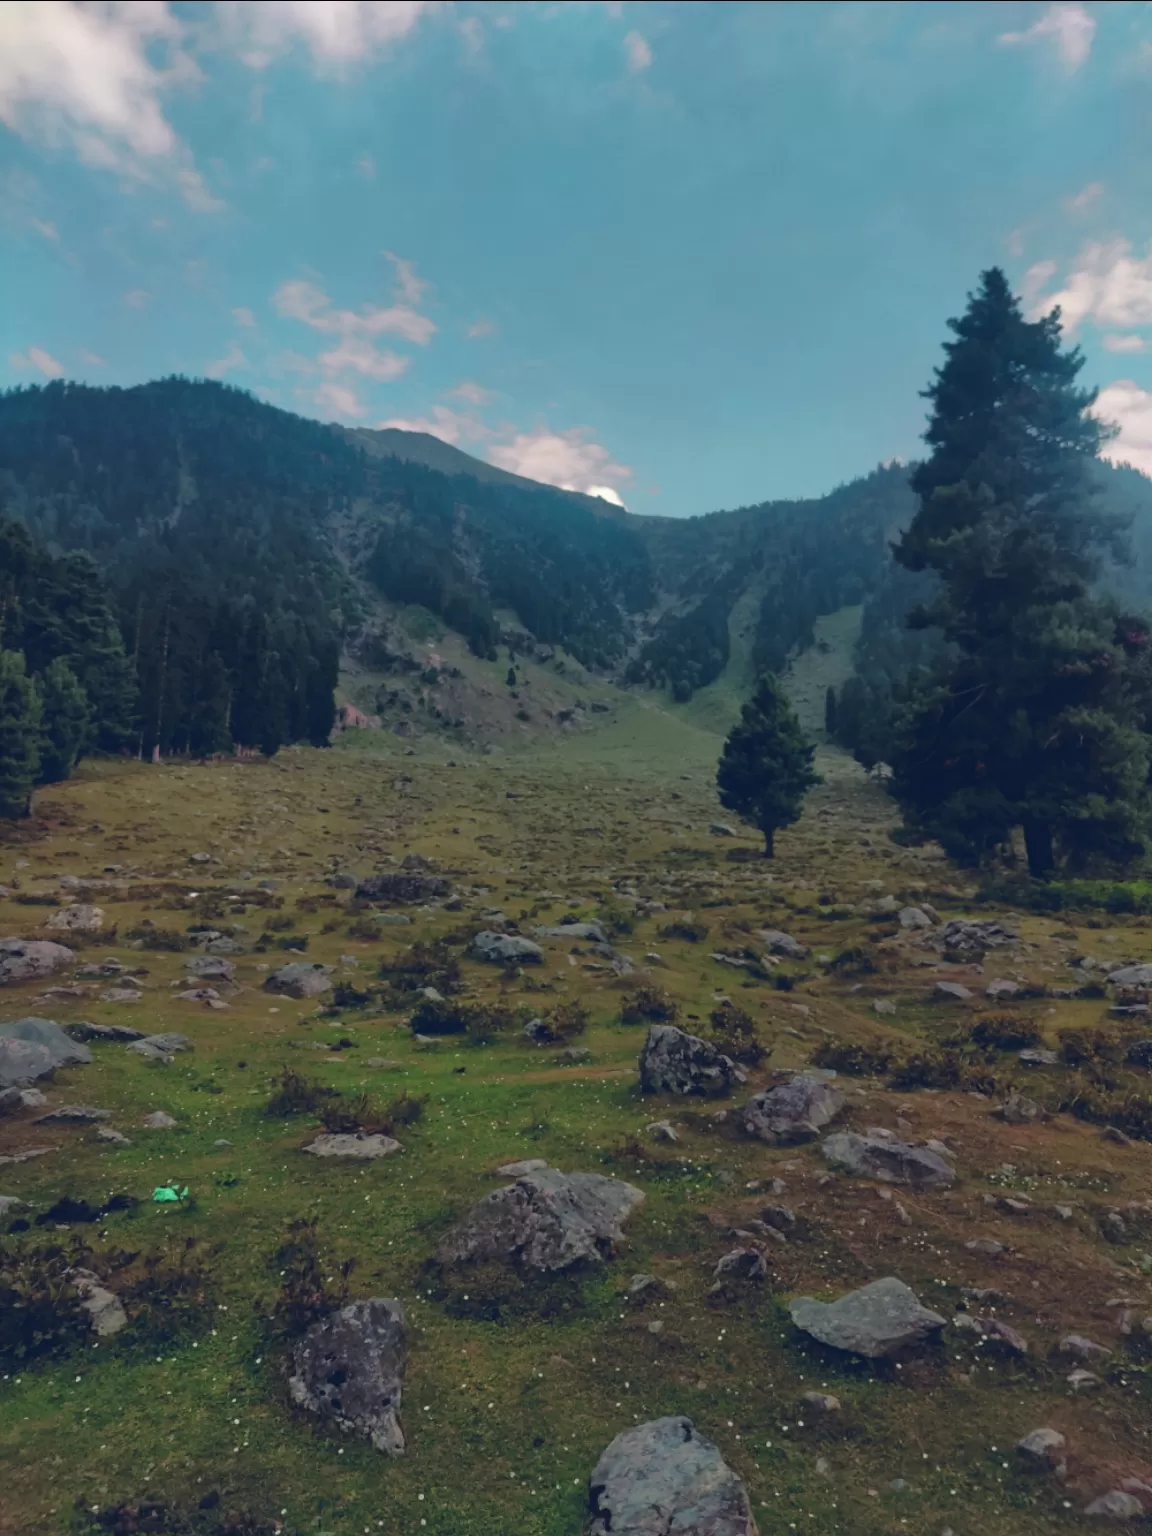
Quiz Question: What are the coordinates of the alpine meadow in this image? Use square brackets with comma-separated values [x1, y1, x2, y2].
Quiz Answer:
[3, 4, 1152, 1534]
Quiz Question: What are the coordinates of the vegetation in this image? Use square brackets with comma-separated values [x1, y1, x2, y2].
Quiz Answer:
[716, 673, 820, 855]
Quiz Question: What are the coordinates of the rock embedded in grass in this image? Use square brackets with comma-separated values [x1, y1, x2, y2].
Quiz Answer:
[759, 928, 807, 959]
[1016, 1427, 1066, 1467]
[821, 1131, 956, 1189]
[44, 903, 105, 935]
[639, 1024, 744, 1098]
[534, 922, 608, 943]
[303, 1133, 402, 1160]
[469, 930, 544, 965]
[587, 1416, 756, 1536]
[287, 1298, 407, 1455]
[33, 1104, 111, 1124]
[128, 1032, 193, 1062]
[0, 1018, 92, 1087]
[789, 1276, 947, 1358]
[742, 1074, 844, 1144]
[63, 1022, 145, 1043]
[439, 1167, 644, 1272]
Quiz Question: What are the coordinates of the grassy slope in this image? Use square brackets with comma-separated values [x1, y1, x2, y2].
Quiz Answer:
[1, 724, 1151, 1533]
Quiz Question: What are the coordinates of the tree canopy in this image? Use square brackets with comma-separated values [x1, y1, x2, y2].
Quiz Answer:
[716, 674, 821, 855]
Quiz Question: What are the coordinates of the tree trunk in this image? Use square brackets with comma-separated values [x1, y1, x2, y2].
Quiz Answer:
[1022, 817, 1054, 879]
[763, 827, 775, 858]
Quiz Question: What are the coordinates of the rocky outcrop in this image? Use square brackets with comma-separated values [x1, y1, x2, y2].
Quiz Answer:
[0, 1017, 92, 1088]
[742, 1075, 843, 1144]
[639, 1025, 744, 1098]
[587, 1416, 757, 1536]
[790, 1276, 946, 1358]
[44, 904, 105, 935]
[288, 1299, 407, 1454]
[439, 1168, 644, 1272]
[265, 963, 333, 999]
[0, 938, 75, 986]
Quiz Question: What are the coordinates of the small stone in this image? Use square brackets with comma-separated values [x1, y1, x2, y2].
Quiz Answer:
[143, 1111, 177, 1129]
[34, 1104, 111, 1124]
[994, 1094, 1050, 1125]
[1059, 1334, 1112, 1363]
[1083, 1491, 1144, 1520]
[933, 981, 974, 1003]
[801, 1391, 841, 1413]
[495, 1158, 549, 1177]
[303, 1133, 401, 1160]
[1016, 1428, 1066, 1466]
[96, 1127, 131, 1147]
[1067, 1369, 1101, 1392]
[646, 1120, 679, 1143]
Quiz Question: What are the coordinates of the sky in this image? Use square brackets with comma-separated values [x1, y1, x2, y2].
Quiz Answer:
[2, 1, 1151, 517]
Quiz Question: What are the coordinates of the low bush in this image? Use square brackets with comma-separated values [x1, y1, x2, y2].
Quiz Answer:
[0, 1238, 90, 1364]
[810, 1039, 894, 1077]
[657, 919, 709, 943]
[970, 1015, 1042, 1051]
[620, 985, 678, 1025]
[125, 924, 188, 951]
[268, 1217, 357, 1337]
[380, 941, 462, 998]
[1059, 1028, 1125, 1067]
[264, 1068, 337, 1119]
[707, 1002, 766, 1065]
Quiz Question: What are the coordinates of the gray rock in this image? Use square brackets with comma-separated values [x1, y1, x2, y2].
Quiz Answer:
[0, 1086, 22, 1115]
[185, 955, 235, 982]
[175, 987, 227, 1008]
[0, 1017, 91, 1087]
[986, 979, 1023, 1001]
[1059, 1334, 1112, 1363]
[821, 1132, 956, 1189]
[95, 1127, 132, 1147]
[70, 1269, 127, 1337]
[288, 1299, 407, 1454]
[759, 929, 808, 959]
[438, 1167, 644, 1272]
[44, 903, 104, 935]
[495, 1158, 549, 1176]
[1106, 964, 1152, 988]
[18, 1087, 46, 1108]
[1083, 1491, 1144, 1520]
[355, 872, 450, 905]
[709, 823, 737, 836]
[994, 1094, 1050, 1125]
[128, 1032, 192, 1061]
[646, 1119, 679, 1143]
[802, 1391, 841, 1413]
[265, 962, 332, 999]
[713, 1247, 768, 1281]
[588, 1416, 756, 1536]
[0, 1194, 26, 1216]
[939, 919, 1017, 961]
[303, 1133, 402, 1160]
[933, 981, 974, 1003]
[1019, 1048, 1059, 1066]
[1017, 1428, 1066, 1466]
[64, 1022, 145, 1043]
[470, 930, 544, 965]
[0, 937, 75, 986]
[790, 1276, 946, 1358]
[898, 906, 933, 929]
[639, 1025, 744, 1099]
[143, 1111, 177, 1129]
[33, 1104, 111, 1124]
[872, 998, 897, 1017]
[743, 1075, 844, 1144]
[534, 922, 608, 943]
[100, 988, 143, 1004]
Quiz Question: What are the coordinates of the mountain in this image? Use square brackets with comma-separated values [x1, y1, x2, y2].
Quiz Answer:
[2, 377, 1149, 760]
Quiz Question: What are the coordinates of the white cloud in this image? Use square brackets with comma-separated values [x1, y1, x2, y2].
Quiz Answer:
[1065, 180, 1103, 214]
[205, 342, 248, 379]
[1021, 259, 1057, 309]
[0, 1, 219, 209]
[272, 277, 435, 344]
[317, 335, 409, 381]
[232, 306, 256, 328]
[466, 317, 496, 339]
[1103, 334, 1147, 354]
[486, 427, 631, 505]
[356, 153, 376, 179]
[383, 250, 427, 306]
[623, 29, 652, 72]
[30, 215, 57, 240]
[998, 3, 1096, 72]
[79, 349, 104, 366]
[124, 287, 152, 309]
[448, 380, 491, 406]
[10, 345, 65, 378]
[379, 404, 489, 445]
[1095, 380, 1152, 477]
[1006, 228, 1026, 259]
[1031, 241, 1152, 334]
[220, 1, 436, 71]
[312, 379, 369, 419]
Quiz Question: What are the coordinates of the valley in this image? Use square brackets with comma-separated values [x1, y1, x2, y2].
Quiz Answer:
[4, 717, 1152, 1533]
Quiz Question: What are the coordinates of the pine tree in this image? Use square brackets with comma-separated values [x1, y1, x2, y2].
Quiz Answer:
[0, 650, 42, 817]
[37, 658, 90, 783]
[716, 674, 821, 855]
[890, 267, 1151, 875]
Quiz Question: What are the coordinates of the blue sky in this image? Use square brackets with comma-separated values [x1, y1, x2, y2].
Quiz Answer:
[2, 1, 1151, 515]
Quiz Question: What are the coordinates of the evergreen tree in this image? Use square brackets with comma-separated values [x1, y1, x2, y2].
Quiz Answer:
[0, 650, 42, 817]
[37, 658, 90, 783]
[824, 685, 837, 737]
[716, 674, 821, 855]
[890, 268, 1150, 875]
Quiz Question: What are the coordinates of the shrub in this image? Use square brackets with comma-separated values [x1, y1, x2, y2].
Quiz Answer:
[264, 1068, 336, 1119]
[596, 898, 636, 938]
[547, 1001, 590, 1042]
[970, 1015, 1042, 1051]
[74, 1501, 279, 1536]
[269, 1217, 357, 1336]
[810, 1039, 894, 1077]
[0, 1239, 90, 1364]
[116, 1237, 220, 1343]
[657, 919, 709, 943]
[346, 916, 383, 941]
[827, 944, 876, 976]
[409, 997, 519, 1043]
[331, 981, 374, 1008]
[380, 941, 462, 998]
[125, 924, 188, 951]
[620, 985, 678, 1025]
[1059, 1028, 1124, 1067]
[707, 1002, 766, 1065]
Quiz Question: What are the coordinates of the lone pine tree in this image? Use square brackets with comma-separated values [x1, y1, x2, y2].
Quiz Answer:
[717, 673, 820, 855]
[890, 267, 1152, 876]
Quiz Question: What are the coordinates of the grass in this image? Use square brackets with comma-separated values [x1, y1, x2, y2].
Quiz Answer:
[2, 724, 1152, 1532]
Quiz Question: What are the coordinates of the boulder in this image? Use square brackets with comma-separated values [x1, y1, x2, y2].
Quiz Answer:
[265, 963, 332, 999]
[1016, 1428, 1067, 1467]
[33, 1105, 111, 1124]
[790, 1276, 946, 1358]
[533, 922, 608, 943]
[0, 1018, 91, 1088]
[938, 918, 1017, 961]
[469, 930, 544, 965]
[70, 1269, 127, 1337]
[288, 1299, 407, 1455]
[355, 872, 450, 905]
[64, 1022, 145, 1043]
[0, 938, 75, 986]
[1083, 1491, 1144, 1520]
[639, 1025, 744, 1099]
[303, 1133, 402, 1160]
[821, 1131, 956, 1189]
[994, 1094, 1050, 1125]
[438, 1167, 644, 1272]
[143, 1111, 177, 1129]
[986, 979, 1023, 1002]
[759, 929, 807, 959]
[588, 1416, 756, 1536]
[44, 904, 104, 935]
[128, 1033, 192, 1062]
[1106, 964, 1152, 989]
[898, 906, 933, 929]
[933, 981, 973, 1003]
[185, 955, 235, 982]
[742, 1074, 843, 1144]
